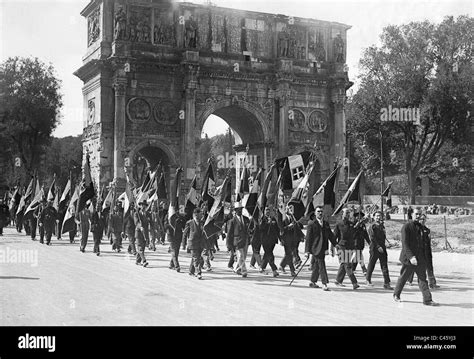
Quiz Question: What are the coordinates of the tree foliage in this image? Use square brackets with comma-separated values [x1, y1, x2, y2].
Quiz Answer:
[1, 56, 63, 181]
[347, 16, 473, 203]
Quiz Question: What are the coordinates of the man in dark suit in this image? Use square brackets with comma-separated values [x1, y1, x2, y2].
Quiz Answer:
[182, 208, 205, 279]
[134, 201, 149, 267]
[165, 212, 186, 273]
[38, 200, 58, 246]
[393, 208, 438, 306]
[226, 202, 250, 277]
[366, 211, 392, 289]
[305, 206, 337, 291]
[259, 206, 280, 277]
[333, 208, 359, 289]
[0, 198, 10, 236]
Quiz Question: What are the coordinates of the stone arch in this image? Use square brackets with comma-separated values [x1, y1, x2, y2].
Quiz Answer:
[127, 139, 178, 168]
[196, 99, 271, 143]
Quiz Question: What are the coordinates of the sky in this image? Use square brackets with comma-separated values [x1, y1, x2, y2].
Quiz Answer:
[1, 0, 471, 138]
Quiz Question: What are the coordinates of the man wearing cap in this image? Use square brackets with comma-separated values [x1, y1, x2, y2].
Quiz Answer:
[305, 206, 337, 291]
[134, 201, 149, 267]
[366, 211, 392, 289]
[182, 208, 205, 279]
[226, 202, 250, 277]
[393, 208, 438, 306]
[77, 207, 91, 253]
[90, 202, 104, 256]
[38, 200, 57, 245]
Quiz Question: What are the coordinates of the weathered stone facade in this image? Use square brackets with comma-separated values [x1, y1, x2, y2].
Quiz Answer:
[74, 0, 352, 192]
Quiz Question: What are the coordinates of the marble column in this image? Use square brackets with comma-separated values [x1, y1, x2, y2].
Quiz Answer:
[113, 80, 127, 185]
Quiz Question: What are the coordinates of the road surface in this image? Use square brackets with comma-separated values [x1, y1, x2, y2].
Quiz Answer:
[1, 226, 473, 326]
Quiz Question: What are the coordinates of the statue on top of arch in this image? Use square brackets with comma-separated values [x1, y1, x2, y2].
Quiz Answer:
[333, 33, 345, 63]
[114, 6, 127, 41]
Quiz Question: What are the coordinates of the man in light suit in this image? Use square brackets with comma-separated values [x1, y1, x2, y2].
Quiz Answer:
[226, 202, 250, 278]
[182, 208, 206, 279]
[305, 206, 337, 291]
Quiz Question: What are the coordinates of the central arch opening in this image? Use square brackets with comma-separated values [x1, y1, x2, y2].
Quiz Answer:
[198, 104, 269, 191]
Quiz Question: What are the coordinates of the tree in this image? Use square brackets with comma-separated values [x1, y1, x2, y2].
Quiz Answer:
[347, 16, 473, 204]
[0, 57, 63, 180]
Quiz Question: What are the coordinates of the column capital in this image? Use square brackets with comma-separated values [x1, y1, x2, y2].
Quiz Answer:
[113, 81, 127, 96]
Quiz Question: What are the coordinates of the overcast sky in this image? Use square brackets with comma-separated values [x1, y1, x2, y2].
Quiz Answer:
[1, 0, 471, 138]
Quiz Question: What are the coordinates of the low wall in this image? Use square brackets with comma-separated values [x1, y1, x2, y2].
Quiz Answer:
[363, 195, 474, 207]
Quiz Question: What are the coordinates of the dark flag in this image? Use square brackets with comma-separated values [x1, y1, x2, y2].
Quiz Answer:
[203, 175, 231, 238]
[305, 166, 341, 216]
[257, 164, 275, 213]
[333, 171, 363, 216]
[243, 168, 262, 219]
[62, 186, 80, 234]
[185, 175, 200, 221]
[157, 172, 167, 200]
[59, 177, 72, 212]
[382, 181, 393, 208]
[288, 162, 315, 221]
[168, 167, 183, 229]
[200, 159, 215, 212]
[77, 155, 95, 213]
[236, 164, 250, 202]
[274, 161, 288, 230]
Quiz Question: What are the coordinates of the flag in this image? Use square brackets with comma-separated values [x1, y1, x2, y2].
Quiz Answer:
[123, 181, 135, 219]
[257, 164, 275, 213]
[59, 177, 72, 212]
[101, 186, 115, 212]
[156, 172, 167, 200]
[200, 159, 215, 212]
[9, 186, 21, 211]
[203, 176, 231, 238]
[236, 163, 250, 202]
[62, 186, 80, 234]
[53, 191, 60, 211]
[47, 175, 56, 202]
[24, 187, 44, 217]
[243, 168, 262, 219]
[274, 162, 288, 230]
[77, 155, 95, 213]
[382, 181, 393, 208]
[288, 162, 315, 221]
[275, 151, 312, 190]
[305, 166, 341, 216]
[185, 175, 200, 221]
[168, 167, 183, 225]
[17, 177, 34, 215]
[333, 171, 363, 216]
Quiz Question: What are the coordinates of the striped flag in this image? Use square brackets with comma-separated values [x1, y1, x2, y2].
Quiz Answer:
[59, 177, 72, 212]
[77, 155, 95, 214]
[203, 175, 231, 238]
[168, 167, 183, 225]
[333, 171, 363, 216]
[242, 168, 262, 219]
[185, 175, 200, 221]
[200, 159, 215, 212]
[382, 181, 393, 208]
[62, 186, 80, 234]
[305, 165, 340, 216]
[24, 187, 44, 217]
[47, 175, 56, 202]
[101, 186, 115, 212]
[288, 162, 315, 221]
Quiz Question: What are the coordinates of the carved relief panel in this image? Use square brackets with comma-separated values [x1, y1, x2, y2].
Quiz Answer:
[128, 5, 152, 43]
[87, 6, 101, 46]
[153, 8, 176, 46]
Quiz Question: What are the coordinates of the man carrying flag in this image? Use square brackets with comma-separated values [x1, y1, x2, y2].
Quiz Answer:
[200, 158, 215, 213]
[226, 201, 250, 278]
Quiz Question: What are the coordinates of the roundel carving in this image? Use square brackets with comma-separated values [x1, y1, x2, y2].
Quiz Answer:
[127, 98, 151, 123]
[154, 101, 177, 125]
[289, 108, 306, 131]
[308, 110, 328, 132]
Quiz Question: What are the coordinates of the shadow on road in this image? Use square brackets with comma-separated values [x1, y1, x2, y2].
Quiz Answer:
[0, 276, 39, 280]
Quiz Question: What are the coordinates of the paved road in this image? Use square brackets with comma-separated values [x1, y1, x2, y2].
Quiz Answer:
[1, 226, 473, 326]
